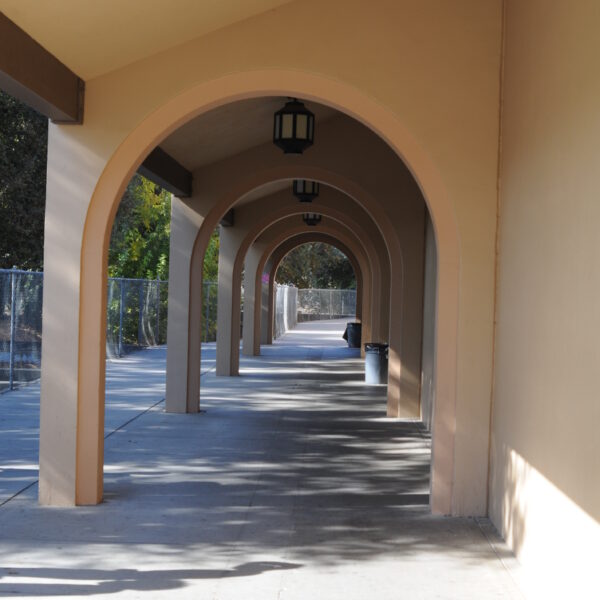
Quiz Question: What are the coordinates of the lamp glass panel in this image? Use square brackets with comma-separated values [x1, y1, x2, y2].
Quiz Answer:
[281, 114, 294, 138]
[296, 114, 308, 139]
[274, 114, 281, 138]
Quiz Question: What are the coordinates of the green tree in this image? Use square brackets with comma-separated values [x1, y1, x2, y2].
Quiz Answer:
[108, 175, 172, 280]
[202, 228, 220, 282]
[108, 175, 220, 282]
[0, 91, 48, 270]
[0, 87, 221, 284]
[276, 242, 355, 289]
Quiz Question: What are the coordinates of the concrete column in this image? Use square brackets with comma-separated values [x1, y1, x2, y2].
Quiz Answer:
[261, 258, 273, 345]
[165, 196, 205, 413]
[267, 269, 275, 344]
[39, 125, 101, 506]
[242, 243, 266, 356]
[386, 200, 426, 418]
[216, 226, 244, 375]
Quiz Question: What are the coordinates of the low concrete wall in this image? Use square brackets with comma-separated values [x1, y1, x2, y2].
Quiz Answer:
[273, 285, 297, 339]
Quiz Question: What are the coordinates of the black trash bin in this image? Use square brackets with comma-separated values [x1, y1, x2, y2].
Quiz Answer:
[345, 322, 362, 348]
[364, 343, 389, 384]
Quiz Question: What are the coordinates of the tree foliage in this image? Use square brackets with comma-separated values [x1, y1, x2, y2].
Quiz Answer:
[108, 175, 172, 280]
[0, 91, 47, 270]
[203, 228, 220, 282]
[0, 89, 219, 281]
[108, 174, 220, 281]
[276, 243, 356, 289]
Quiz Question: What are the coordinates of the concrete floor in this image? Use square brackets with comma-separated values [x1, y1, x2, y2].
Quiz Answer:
[0, 319, 524, 599]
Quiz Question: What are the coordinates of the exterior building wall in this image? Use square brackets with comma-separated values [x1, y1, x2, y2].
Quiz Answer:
[490, 1, 600, 597]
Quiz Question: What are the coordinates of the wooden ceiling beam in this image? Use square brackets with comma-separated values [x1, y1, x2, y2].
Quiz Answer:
[0, 12, 84, 123]
[138, 147, 193, 198]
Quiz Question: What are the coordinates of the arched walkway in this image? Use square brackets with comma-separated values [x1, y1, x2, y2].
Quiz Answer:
[259, 232, 364, 349]
[216, 194, 387, 376]
[40, 72, 460, 517]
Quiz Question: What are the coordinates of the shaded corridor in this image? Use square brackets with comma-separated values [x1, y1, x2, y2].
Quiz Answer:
[0, 320, 523, 598]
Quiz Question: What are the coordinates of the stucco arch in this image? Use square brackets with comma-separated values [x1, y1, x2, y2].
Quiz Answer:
[262, 232, 365, 349]
[43, 70, 458, 517]
[214, 188, 388, 378]
[178, 115, 426, 429]
[242, 219, 371, 358]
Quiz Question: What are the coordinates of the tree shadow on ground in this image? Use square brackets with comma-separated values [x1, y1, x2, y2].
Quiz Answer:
[0, 336, 512, 596]
[0, 562, 300, 596]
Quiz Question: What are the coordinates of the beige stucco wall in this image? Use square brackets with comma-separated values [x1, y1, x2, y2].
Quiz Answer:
[39, 0, 502, 513]
[490, 1, 600, 597]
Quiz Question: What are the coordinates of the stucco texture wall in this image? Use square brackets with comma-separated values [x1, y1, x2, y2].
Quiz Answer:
[490, 1, 600, 598]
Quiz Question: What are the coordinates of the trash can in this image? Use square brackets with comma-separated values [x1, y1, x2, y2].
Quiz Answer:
[364, 343, 389, 384]
[345, 322, 362, 348]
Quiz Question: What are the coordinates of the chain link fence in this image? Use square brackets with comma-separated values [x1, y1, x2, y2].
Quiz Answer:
[0, 269, 43, 392]
[1, 269, 220, 392]
[297, 288, 356, 322]
[1, 268, 357, 391]
[105, 277, 169, 358]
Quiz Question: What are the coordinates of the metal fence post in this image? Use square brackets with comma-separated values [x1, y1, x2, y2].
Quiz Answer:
[329, 289, 333, 318]
[118, 279, 124, 357]
[9, 267, 17, 390]
[205, 283, 210, 342]
[155, 276, 160, 345]
[138, 282, 144, 346]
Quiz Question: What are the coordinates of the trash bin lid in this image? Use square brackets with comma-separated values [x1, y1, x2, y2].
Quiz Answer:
[364, 343, 389, 353]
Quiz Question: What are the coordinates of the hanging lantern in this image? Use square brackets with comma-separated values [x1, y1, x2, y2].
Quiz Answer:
[293, 179, 320, 203]
[273, 99, 315, 154]
[302, 213, 322, 226]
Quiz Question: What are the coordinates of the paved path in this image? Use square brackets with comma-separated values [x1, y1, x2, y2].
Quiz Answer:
[0, 320, 524, 599]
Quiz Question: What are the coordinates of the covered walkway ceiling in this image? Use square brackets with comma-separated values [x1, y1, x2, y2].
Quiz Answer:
[161, 97, 336, 172]
[0, 0, 295, 79]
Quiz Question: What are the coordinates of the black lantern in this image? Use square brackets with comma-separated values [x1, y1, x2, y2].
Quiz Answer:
[273, 99, 315, 154]
[302, 213, 322, 226]
[293, 179, 320, 202]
